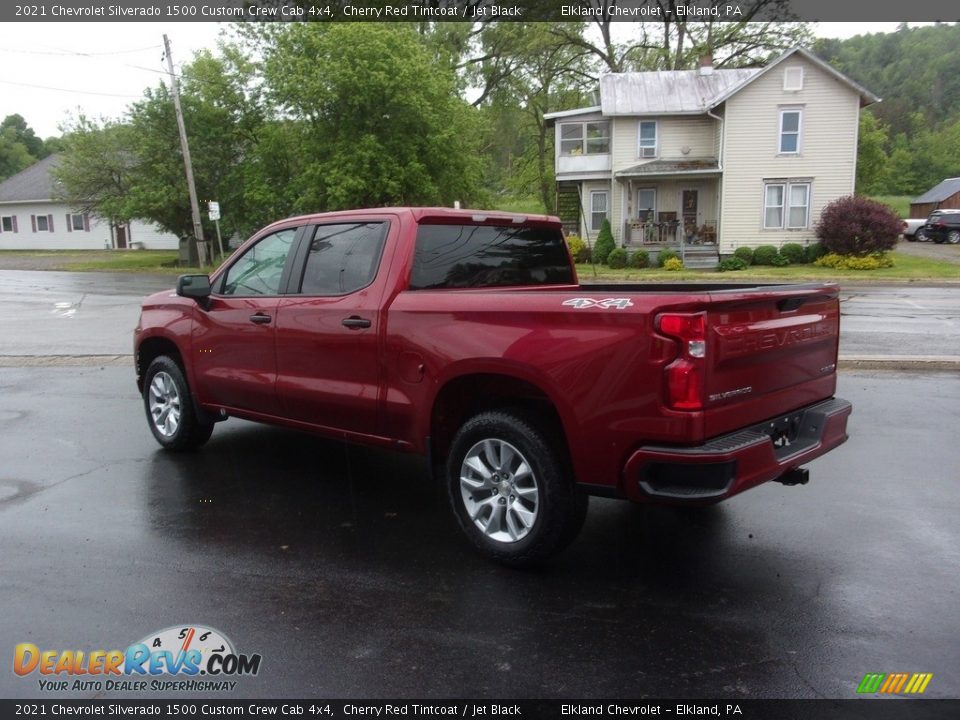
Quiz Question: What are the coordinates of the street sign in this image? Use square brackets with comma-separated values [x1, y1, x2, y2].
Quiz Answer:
[208, 201, 220, 221]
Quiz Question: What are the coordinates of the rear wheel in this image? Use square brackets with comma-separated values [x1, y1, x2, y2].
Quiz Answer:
[446, 410, 588, 566]
[915, 228, 928, 242]
[143, 356, 214, 450]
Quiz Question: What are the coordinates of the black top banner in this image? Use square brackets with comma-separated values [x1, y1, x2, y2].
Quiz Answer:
[5, 0, 960, 23]
[0, 700, 958, 720]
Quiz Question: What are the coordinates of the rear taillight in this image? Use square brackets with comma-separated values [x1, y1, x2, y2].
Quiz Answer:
[658, 312, 706, 410]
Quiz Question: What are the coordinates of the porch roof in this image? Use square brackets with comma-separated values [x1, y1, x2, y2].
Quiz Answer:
[614, 160, 721, 179]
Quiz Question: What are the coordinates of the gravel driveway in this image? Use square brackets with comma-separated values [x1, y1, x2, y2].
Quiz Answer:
[896, 237, 960, 263]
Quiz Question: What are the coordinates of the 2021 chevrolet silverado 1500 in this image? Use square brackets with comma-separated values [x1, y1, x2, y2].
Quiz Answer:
[135, 208, 851, 564]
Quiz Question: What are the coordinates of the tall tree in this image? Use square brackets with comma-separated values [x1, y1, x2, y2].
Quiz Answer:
[262, 23, 485, 209]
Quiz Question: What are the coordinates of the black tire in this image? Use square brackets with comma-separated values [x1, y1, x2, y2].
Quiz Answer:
[446, 409, 588, 566]
[914, 228, 927, 242]
[143, 355, 214, 451]
[948, 230, 960, 245]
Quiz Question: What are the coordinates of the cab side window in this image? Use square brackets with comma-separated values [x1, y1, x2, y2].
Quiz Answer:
[299, 223, 387, 296]
[221, 228, 296, 296]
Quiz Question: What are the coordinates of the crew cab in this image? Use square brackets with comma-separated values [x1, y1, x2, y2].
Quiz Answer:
[135, 208, 851, 564]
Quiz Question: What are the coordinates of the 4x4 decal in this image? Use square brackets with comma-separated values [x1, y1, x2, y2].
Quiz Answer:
[562, 298, 634, 310]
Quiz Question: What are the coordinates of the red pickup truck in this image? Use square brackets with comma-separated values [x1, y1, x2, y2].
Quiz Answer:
[135, 208, 851, 564]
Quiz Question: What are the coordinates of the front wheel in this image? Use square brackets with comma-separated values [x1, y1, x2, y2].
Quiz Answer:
[446, 410, 588, 566]
[948, 230, 960, 245]
[143, 356, 214, 451]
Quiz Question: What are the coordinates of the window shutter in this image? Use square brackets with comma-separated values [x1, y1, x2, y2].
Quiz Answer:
[83, 213, 90, 232]
[11, 216, 17, 233]
[31, 215, 37, 232]
[66, 213, 72, 232]
[48, 214, 54, 232]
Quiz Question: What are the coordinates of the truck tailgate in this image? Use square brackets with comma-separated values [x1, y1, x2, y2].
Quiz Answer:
[700, 284, 840, 438]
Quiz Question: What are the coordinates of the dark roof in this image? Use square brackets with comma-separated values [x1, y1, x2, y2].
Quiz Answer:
[0, 154, 62, 203]
[615, 160, 721, 178]
[913, 177, 960, 205]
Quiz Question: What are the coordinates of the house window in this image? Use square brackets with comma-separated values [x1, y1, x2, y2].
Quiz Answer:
[638, 121, 657, 158]
[589, 190, 608, 232]
[784, 67, 804, 92]
[1, 216, 15, 233]
[779, 109, 802, 154]
[560, 122, 610, 155]
[636, 188, 656, 220]
[70, 213, 85, 231]
[36, 215, 49, 232]
[764, 181, 811, 229]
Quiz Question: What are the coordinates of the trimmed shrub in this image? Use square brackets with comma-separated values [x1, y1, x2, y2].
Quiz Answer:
[816, 195, 901, 256]
[607, 248, 628, 269]
[733, 246, 754, 265]
[752, 245, 779, 266]
[593, 219, 616, 265]
[771, 254, 791, 267]
[663, 257, 684, 271]
[780, 243, 806, 264]
[566, 235, 589, 263]
[805, 242, 827, 263]
[657, 249, 680, 267]
[628, 249, 650, 268]
[719, 257, 748, 272]
[814, 252, 894, 270]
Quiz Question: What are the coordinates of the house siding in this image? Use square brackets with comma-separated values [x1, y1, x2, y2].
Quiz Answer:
[719, 55, 861, 253]
[0, 201, 179, 250]
[612, 116, 719, 171]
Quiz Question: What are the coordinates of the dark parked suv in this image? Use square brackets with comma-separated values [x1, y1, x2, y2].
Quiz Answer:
[922, 209, 960, 244]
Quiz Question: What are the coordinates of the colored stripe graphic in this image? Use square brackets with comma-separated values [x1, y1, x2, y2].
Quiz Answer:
[857, 672, 932, 694]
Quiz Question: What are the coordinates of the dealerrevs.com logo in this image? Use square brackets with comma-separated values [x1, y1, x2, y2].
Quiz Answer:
[13, 625, 262, 692]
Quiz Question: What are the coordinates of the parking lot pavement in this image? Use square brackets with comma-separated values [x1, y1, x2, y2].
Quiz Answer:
[1, 367, 957, 700]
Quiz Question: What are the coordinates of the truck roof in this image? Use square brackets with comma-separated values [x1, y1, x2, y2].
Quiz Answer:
[260, 207, 561, 230]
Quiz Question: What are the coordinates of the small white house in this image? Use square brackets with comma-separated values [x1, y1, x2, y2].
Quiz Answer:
[545, 47, 880, 267]
[0, 155, 179, 251]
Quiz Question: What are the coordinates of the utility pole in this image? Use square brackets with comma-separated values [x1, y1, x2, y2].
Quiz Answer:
[163, 33, 207, 267]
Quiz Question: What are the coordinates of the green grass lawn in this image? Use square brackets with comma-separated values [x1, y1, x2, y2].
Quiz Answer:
[577, 252, 960, 283]
[2, 248, 957, 282]
[869, 195, 913, 218]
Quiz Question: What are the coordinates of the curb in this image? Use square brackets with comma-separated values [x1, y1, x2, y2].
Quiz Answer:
[839, 356, 960, 372]
[2, 354, 957, 373]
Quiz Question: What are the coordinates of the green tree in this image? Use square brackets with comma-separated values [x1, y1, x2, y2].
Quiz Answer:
[856, 111, 889, 195]
[0, 128, 33, 181]
[263, 23, 484, 210]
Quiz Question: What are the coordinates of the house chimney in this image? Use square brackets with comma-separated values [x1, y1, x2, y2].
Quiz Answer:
[699, 52, 714, 76]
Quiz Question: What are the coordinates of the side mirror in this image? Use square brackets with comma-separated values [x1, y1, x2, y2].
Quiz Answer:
[176, 274, 211, 301]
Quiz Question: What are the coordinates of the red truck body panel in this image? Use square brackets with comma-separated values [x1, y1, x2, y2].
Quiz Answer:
[135, 208, 850, 504]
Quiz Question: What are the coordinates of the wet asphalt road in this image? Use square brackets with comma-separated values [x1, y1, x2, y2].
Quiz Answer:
[1, 366, 958, 700]
[1, 270, 959, 359]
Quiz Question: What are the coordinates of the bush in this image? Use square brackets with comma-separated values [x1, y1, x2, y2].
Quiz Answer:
[663, 257, 684, 271]
[719, 257, 748, 272]
[771, 254, 791, 267]
[752, 245, 779, 265]
[814, 252, 894, 270]
[628, 249, 650, 268]
[816, 195, 902, 256]
[780, 243, 807, 264]
[657, 249, 680, 267]
[733, 247, 754, 265]
[805, 242, 827, 263]
[593, 219, 616, 265]
[607, 248, 628, 268]
[566, 235, 589, 263]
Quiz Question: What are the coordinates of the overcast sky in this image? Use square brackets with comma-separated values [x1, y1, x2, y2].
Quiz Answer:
[0, 22, 930, 139]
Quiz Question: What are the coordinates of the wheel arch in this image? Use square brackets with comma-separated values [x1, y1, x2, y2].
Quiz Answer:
[428, 370, 575, 478]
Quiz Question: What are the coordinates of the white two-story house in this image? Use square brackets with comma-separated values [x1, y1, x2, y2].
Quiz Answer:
[545, 48, 879, 267]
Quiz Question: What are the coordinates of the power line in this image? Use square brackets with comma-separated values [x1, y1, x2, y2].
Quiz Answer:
[0, 78, 140, 98]
[0, 44, 162, 57]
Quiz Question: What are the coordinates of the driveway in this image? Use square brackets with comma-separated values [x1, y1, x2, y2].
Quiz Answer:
[896, 237, 960, 264]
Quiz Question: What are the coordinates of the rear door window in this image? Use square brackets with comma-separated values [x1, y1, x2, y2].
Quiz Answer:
[297, 222, 387, 296]
[410, 224, 574, 290]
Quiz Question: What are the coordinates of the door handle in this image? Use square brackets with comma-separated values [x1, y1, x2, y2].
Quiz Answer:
[249, 313, 272, 325]
[342, 316, 372, 329]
